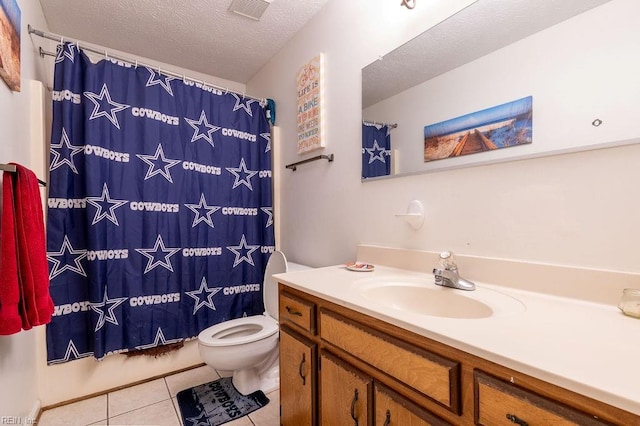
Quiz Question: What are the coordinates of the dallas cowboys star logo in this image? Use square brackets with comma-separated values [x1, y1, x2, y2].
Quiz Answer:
[135, 327, 181, 350]
[47, 235, 87, 280]
[185, 410, 210, 426]
[55, 43, 76, 64]
[84, 83, 130, 129]
[85, 183, 128, 226]
[261, 207, 274, 228]
[136, 144, 181, 183]
[48, 339, 93, 365]
[135, 235, 181, 274]
[185, 277, 223, 315]
[185, 194, 220, 228]
[90, 288, 128, 332]
[260, 132, 271, 153]
[226, 234, 260, 268]
[50, 128, 84, 174]
[185, 111, 220, 148]
[365, 140, 388, 164]
[145, 67, 175, 96]
[231, 93, 256, 117]
[226, 158, 258, 191]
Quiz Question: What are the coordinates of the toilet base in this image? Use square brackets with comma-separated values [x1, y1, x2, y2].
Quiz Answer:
[231, 354, 279, 395]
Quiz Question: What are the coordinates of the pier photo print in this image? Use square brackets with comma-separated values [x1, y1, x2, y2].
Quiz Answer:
[424, 96, 532, 162]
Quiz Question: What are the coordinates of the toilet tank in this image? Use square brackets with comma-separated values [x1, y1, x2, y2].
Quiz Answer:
[263, 251, 310, 320]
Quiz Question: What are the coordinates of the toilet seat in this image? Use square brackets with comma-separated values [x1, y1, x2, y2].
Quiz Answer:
[198, 315, 278, 347]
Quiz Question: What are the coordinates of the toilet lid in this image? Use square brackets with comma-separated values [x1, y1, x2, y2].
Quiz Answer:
[198, 315, 278, 347]
[263, 251, 287, 320]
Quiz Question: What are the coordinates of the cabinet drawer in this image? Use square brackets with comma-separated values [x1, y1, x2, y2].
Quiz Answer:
[474, 371, 608, 426]
[320, 309, 461, 413]
[375, 383, 451, 426]
[279, 291, 316, 333]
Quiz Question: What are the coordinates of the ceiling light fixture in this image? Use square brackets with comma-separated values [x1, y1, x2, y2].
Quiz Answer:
[229, 0, 273, 21]
[401, 0, 416, 9]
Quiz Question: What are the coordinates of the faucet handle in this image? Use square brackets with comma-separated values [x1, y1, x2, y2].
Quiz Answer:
[439, 251, 457, 270]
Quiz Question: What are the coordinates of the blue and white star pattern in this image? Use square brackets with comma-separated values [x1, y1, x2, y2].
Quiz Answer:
[46, 43, 274, 363]
[50, 128, 84, 174]
[185, 277, 223, 315]
[84, 83, 131, 129]
[362, 122, 392, 178]
[136, 144, 181, 183]
[85, 183, 128, 226]
[185, 110, 220, 147]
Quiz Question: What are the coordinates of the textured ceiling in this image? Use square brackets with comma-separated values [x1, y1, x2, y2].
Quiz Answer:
[38, 0, 330, 84]
[363, 0, 613, 108]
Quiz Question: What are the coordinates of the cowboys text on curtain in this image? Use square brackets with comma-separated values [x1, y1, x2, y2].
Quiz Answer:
[46, 43, 274, 363]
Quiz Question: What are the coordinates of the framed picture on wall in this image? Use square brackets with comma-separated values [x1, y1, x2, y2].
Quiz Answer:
[424, 96, 532, 162]
[0, 0, 21, 92]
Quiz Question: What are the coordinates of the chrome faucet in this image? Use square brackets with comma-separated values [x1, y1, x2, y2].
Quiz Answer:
[432, 251, 476, 291]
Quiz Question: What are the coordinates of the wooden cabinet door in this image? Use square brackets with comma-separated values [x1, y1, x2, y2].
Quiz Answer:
[374, 383, 451, 426]
[320, 350, 373, 426]
[280, 326, 316, 426]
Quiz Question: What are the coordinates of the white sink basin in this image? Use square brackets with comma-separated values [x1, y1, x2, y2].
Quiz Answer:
[353, 276, 525, 319]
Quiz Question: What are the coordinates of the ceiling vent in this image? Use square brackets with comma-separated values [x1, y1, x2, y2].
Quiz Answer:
[229, 0, 273, 21]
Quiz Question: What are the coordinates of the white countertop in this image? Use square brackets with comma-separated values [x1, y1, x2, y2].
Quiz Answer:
[274, 264, 640, 416]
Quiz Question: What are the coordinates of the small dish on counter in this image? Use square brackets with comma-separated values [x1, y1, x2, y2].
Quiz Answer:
[345, 262, 375, 272]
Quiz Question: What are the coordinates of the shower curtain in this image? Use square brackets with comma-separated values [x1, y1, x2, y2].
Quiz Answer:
[45, 43, 274, 363]
[362, 122, 391, 178]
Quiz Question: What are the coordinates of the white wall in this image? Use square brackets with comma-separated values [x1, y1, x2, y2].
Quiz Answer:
[0, 0, 51, 420]
[248, 0, 640, 274]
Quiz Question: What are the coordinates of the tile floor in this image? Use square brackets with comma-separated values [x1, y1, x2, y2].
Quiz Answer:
[38, 365, 280, 425]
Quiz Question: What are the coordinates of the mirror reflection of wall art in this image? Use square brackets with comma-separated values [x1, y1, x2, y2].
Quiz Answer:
[296, 54, 324, 155]
[0, 0, 20, 92]
[424, 96, 532, 162]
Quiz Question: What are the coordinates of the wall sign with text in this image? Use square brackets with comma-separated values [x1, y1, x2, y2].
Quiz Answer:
[296, 54, 324, 154]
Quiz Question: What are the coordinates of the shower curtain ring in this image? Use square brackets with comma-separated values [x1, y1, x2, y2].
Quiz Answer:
[104, 50, 108, 60]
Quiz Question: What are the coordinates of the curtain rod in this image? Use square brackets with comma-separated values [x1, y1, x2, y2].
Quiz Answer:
[27, 25, 266, 104]
[363, 120, 398, 129]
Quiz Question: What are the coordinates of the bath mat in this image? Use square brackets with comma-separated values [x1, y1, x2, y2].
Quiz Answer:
[177, 377, 269, 426]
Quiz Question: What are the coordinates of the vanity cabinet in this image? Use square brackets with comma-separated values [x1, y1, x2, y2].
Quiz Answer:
[279, 326, 316, 426]
[278, 284, 638, 426]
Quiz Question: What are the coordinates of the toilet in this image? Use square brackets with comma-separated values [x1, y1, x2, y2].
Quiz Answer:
[197, 251, 309, 395]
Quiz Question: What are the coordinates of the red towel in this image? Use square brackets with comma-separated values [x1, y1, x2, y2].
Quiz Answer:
[0, 171, 22, 334]
[0, 163, 54, 335]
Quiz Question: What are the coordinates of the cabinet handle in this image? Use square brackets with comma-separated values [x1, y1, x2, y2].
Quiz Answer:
[383, 409, 391, 426]
[298, 353, 306, 385]
[506, 413, 528, 426]
[286, 306, 303, 316]
[350, 389, 359, 426]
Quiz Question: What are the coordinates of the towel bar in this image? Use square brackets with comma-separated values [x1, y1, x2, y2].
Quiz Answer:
[0, 164, 47, 187]
[285, 154, 334, 171]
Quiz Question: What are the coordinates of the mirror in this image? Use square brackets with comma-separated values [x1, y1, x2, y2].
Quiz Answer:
[361, 0, 639, 180]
